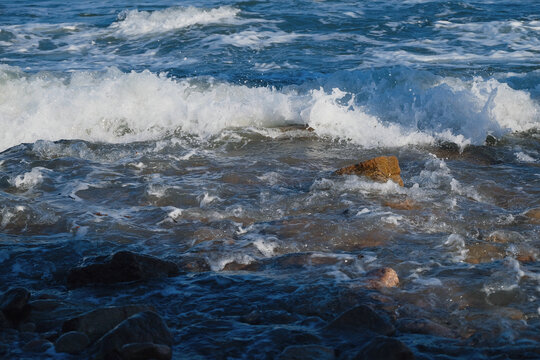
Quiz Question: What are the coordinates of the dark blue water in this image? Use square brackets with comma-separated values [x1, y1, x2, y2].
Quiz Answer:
[0, 1, 539, 359]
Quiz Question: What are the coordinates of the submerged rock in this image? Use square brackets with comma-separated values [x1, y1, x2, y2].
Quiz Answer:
[525, 208, 540, 223]
[22, 338, 54, 353]
[67, 251, 180, 288]
[355, 336, 415, 360]
[326, 305, 395, 336]
[62, 304, 155, 343]
[93, 311, 173, 360]
[1, 287, 31, 324]
[120, 342, 172, 360]
[465, 243, 505, 264]
[336, 156, 404, 186]
[55, 331, 90, 354]
[365, 268, 400, 289]
[277, 344, 335, 360]
[396, 318, 455, 338]
[383, 199, 420, 210]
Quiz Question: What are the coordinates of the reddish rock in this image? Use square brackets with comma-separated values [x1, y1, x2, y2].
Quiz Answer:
[383, 199, 420, 210]
[525, 208, 540, 223]
[336, 156, 404, 186]
[366, 268, 400, 289]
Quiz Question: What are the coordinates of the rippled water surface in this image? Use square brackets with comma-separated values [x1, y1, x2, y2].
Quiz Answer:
[0, 0, 539, 359]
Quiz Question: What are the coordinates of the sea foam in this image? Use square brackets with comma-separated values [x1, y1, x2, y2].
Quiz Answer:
[0, 66, 538, 152]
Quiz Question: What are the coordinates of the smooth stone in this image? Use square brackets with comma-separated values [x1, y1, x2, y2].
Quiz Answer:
[93, 311, 173, 360]
[19, 322, 36, 332]
[396, 318, 455, 338]
[365, 268, 400, 289]
[62, 304, 154, 343]
[29, 299, 62, 312]
[336, 156, 404, 186]
[355, 336, 415, 360]
[120, 342, 172, 360]
[67, 251, 180, 288]
[326, 305, 395, 336]
[277, 344, 335, 360]
[55, 331, 90, 354]
[22, 338, 53, 353]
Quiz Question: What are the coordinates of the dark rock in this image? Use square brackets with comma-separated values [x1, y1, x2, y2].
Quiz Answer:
[62, 304, 154, 343]
[1, 287, 31, 323]
[55, 331, 90, 354]
[120, 342, 172, 360]
[336, 156, 404, 186]
[178, 255, 211, 273]
[277, 344, 335, 360]
[22, 338, 53, 353]
[0, 311, 9, 328]
[29, 299, 62, 312]
[326, 305, 395, 336]
[485, 134, 498, 146]
[19, 322, 36, 332]
[355, 336, 415, 360]
[396, 318, 455, 338]
[67, 251, 180, 288]
[93, 311, 173, 360]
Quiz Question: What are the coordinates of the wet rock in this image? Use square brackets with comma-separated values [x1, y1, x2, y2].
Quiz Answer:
[55, 331, 90, 354]
[486, 230, 525, 244]
[62, 304, 154, 343]
[19, 322, 36, 332]
[67, 251, 180, 288]
[396, 318, 455, 338]
[29, 299, 62, 312]
[326, 305, 395, 336]
[178, 255, 210, 273]
[383, 199, 420, 210]
[223, 261, 260, 271]
[336, 156, 404, 186]
[524, 208, 540, 223]
[277, 344, 335, 360]
[355, 336, 415, 360]
[365, 268, 399, 289]
[1, 287, 31, 323]
[465, 243, 505, 264]
[0, 311, 8, 328]
[23, 338, 53, 353]
[516, 253, 536, 263]
[93, 311, 173, 360]
[120, 342, 172, 360]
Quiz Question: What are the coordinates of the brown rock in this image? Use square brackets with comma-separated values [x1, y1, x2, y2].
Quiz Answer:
[277, 344, 335, 360]
[326, 305, 395, 336]
[524, 208, 540, 222]
[465, 243, 505, 264]
[62, 304, 154, 343]
[120, 342, 172, 360]
[336, 156, 404, 186]
[355, 336, 415, 360]
[55, 331, 90, 354]
[365, 268, 400, 289]
[93, 311, 173, 360]
[67, 251, 180, 288]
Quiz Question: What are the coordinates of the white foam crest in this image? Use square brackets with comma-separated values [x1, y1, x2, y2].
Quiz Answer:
[111, 6, 240, 36]
[0, 66, 538, 151]
[10, 168, 45, 190]
[206, 30, 300, 49]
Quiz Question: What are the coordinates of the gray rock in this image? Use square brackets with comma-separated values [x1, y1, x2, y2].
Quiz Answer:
[62, 304, 154, 343]
[120, 342, 172, 360]
[355, 336, 415, 360]
[55, 331, 90, 354]
[67, 251, 180, 288]
[326, 305, 395, 336]
[278, 345, 335, 360]
[93, 311, 173, 360]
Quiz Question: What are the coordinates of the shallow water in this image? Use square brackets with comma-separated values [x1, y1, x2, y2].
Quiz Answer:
[0, 0, 539, 359]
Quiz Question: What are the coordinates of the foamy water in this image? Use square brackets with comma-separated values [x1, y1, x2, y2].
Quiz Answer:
[1, 1, 539, 359]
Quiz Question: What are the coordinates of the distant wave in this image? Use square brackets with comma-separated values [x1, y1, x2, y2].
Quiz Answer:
[109, 6, 241, 36]
[0, 66, 538, 152]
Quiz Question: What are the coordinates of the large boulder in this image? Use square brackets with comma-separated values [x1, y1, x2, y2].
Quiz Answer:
[93, 311, 173, 360]
[326, 305, 395, 336]
[67, 251, 180, 288]
[62, 304, 155, 343]
[55, 331, 90, 354]
[336, 156, 404, 186]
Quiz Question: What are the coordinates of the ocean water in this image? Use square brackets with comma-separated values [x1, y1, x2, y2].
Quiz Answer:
[0, 0, 539, 358]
